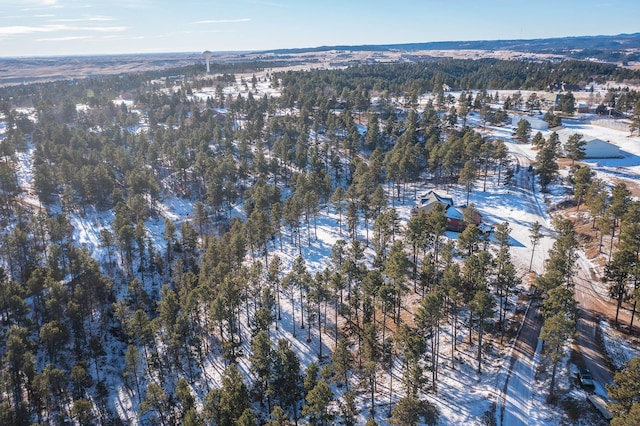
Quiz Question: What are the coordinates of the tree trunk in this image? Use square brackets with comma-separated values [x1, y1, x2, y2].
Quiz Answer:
[318, 302, 322, 359]
[291, 294, 297, 337]
[451, 313, 456, 369]
[549, 354, 558, 397]
[300, 288, 305, 329]
[388, 363, 393, 417]
[477, 317, 483, 374]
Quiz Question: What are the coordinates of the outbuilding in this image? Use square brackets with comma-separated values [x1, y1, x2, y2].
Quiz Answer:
[511, 114, 548, 131]
[556, 130, 622, 159]
[581, 138, 621, 158]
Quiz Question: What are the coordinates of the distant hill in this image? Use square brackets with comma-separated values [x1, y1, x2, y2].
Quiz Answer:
[261, 32, 640, 55]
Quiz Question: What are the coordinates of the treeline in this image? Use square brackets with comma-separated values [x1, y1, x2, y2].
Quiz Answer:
[0, 60, 287, 111]
[275, 58, 640, 101]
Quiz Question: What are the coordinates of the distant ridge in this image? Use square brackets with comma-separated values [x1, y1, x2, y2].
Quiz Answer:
[260, 32, 640, 55]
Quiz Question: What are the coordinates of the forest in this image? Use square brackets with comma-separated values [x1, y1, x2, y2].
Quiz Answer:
[1, 56, 640, 425]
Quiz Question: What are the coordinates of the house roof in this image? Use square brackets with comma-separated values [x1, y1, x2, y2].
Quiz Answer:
[445, 207, 463, 220]
[419, 190, 453, 208]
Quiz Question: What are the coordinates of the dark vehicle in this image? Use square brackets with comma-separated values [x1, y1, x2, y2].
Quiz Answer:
[579, 368, 595, 388]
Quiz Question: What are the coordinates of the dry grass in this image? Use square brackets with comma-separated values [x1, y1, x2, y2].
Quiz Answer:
[551, 201, 611, 267]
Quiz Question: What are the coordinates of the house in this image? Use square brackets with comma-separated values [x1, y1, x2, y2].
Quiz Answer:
[417, 190, 486, 233]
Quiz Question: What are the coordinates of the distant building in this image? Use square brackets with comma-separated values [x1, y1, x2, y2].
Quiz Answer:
[577, 103, 590, 113]
[549, 82, 582, 92]
[511, 114, 548, 131]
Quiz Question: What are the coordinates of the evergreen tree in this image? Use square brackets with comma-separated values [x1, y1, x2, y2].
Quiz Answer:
[338, 390, 358, 426]
[540, 313, 575, 398]
[557, 91, 576, 114]
[470, 286, 494, 373]
[608, 356, 640, 425]
[250, 330, 272, 409]
[332, 338, 353, 390]
[203, 364, 249, 426]
[630, 99, 640, 136]
[565, 133, 586, 165]
[515, 119, 532, 143]
[534, 133, 560, 192]
[529, 221, 543, 272]
[570, 165, 593, 211]
[459, 160, 476, 206]
[270, 339, 302, 423]
[302, 379, 333, 425]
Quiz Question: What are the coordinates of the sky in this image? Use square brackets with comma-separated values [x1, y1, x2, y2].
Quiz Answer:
[0, 0, 638, 57]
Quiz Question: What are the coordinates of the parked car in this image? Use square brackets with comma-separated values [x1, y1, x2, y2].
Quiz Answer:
[579, 368, 595, 388]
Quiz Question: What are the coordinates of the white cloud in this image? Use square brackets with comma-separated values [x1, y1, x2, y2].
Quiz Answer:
[51, 16, 114, 23]
[22, 0, 58, 5]
[0, 25, 64, 35]
[81, 26, 126, 32]
[193, 18, 251, 24]
[20, 0, 63, 12]
[0, 24, 127, 36]
[37, 35, 94, 42]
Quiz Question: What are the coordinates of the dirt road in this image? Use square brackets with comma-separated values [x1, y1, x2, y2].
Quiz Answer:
[499, 301, 542, 425]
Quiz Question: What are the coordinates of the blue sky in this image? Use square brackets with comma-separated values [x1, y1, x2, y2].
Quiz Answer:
[0, 0, 638, 57]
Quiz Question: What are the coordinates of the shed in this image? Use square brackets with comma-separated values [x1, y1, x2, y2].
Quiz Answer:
[582, 138, 621, 158]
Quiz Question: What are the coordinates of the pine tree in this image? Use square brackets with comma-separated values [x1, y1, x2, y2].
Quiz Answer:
[630, 99, 640, 136]
[338, 390, 358, 426]
[203, 364, 249, 426]
[540, 313, 575, 398]
[570, 165, 593, 211]
[534, 133, 560, 192]
[470, 286, 494, 373]
[270, 339, 302, 423]
[515, 119, 532, 143]
[459, 160, 476, 206]
[302, 379, 333, 425]
[565, 133, 586, 165]
[607, 356, 640, 424]
[557, 91, 576, 114]
[529, 221, 543, 272]
[250, 331, 272, 410]
[416, 289, 444, 390]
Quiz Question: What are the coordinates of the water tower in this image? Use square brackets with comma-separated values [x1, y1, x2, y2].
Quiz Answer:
[202, 50, 212, 74]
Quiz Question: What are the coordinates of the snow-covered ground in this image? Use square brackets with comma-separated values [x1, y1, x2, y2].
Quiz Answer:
[601, 320, 640, 371]
[9, 79, 639, 424]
